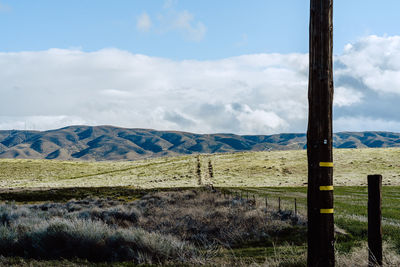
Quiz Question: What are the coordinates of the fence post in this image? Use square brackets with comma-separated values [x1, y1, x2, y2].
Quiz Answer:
[295, 198, 297, 216]
[278, 197, 281, 212]
[265, 196, 268, 210]
[368, 174, 382, 266]
[196, 155, 202, 186]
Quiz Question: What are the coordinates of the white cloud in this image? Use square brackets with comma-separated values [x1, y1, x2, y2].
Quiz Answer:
[0, 49, 308, 134]
[136, 3, 206, 42]
[332, 35, 400, 132]
[170, 10, 206, 41]
[336, 35, 400, 95]
[334, 86, 363, 107]
[226, 104, 288, 134]
[156, 2, 207, 42]
[0, 116, 88, 131]
[2, 35, 400, 134]
[136, 12, 152, 32]
[100, 89, 132, 98]
[334, 116, 400, 133]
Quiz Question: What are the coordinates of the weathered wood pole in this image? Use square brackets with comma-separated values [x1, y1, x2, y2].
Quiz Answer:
[368, 175, 383, 266]
[307, 0, 334, 266]
[278, 197, 281, 212]
[208, 159, 214, 179]
[196, 155, 202, 185]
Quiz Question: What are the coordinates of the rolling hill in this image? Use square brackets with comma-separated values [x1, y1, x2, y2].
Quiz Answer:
[0, 125, 399, 161]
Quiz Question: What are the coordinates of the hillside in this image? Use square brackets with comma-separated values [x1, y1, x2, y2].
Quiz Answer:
[1, 148, 399, 189]
[0, 125, 400, 161]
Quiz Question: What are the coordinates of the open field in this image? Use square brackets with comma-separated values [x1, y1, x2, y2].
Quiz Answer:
[1, 186, 400, 266]
[1, 148, 400, 265]
[1, 147, 400, 189]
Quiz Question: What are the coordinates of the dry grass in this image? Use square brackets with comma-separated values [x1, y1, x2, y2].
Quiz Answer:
[1, 148, 400, 265]
[335, 242, 400, 267]
[221, 242, 400, 267]
[1, 147, 400, 189]
[1, 188, 400, 266]
[0, 257, 90, 267]
[134, 190, 306, 247]
[0, 189, 306, 265]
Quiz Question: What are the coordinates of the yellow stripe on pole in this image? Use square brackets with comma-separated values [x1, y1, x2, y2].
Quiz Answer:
[320, 186, 334, 191]
[320, 208, 334, 214]
[319, 162, 334, 167]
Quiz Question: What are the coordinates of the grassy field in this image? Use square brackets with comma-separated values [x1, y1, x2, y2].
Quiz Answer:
[1, 148, 400, 266]
[228, 186, 400, 253]
[1, 147, 400, 189]
[1, 185, 400, 266]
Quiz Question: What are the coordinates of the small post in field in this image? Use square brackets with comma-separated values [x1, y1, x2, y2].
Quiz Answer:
[265, 196, 268, 210]
[368, 174, 383, 266]
[278, 197, 281, 212]
[196, 155, 202, 186]
[295, 198, 297, 216]
[208, 159, 214, 179]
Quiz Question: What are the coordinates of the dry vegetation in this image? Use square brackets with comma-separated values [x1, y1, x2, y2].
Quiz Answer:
[1, 148, 400, 189]
[1, 189, 400, 266]
[1, 148, 400, 265]
[0, 189, 306, 265]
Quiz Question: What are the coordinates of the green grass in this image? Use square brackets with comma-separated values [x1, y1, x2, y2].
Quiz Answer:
[222, 186, 400, 255]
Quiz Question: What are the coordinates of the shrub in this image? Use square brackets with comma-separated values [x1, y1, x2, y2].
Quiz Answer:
[0, 189, 307, 264]
[0, 217, 198, 264]
[135, 190, 306, 247]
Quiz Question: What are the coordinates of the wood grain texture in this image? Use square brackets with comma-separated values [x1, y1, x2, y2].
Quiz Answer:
[307, 0, 334, 266]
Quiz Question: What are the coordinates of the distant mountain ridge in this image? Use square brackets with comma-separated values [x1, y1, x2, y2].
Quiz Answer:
[0, 125, 399, 161]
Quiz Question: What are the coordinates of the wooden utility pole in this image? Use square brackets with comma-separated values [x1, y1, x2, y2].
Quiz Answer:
[307, 0, 334, 266]
[368, 175, 383, 266]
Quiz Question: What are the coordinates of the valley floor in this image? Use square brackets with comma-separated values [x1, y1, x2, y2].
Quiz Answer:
[1, 147, 400, 188]
[1, 185, 400, 266]
[1, 148, 400, 265]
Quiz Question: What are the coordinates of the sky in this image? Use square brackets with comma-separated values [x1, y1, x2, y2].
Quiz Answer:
[1, 0, 400, 134]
